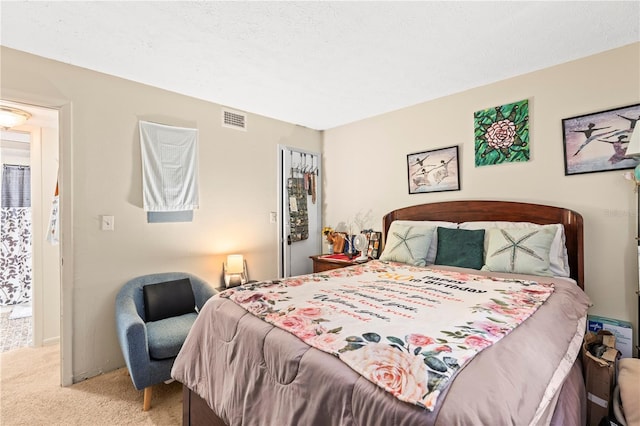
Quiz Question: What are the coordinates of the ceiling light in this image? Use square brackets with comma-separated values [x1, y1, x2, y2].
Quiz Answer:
[0, 106, 32, 129]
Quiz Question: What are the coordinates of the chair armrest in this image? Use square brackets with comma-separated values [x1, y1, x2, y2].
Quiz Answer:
[115, 300, 151, 390]
[193, 282, 217, 310]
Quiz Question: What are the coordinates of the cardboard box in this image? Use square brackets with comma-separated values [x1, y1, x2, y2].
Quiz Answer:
[588, 315, 633, 358]
[583, 330, 620, 426]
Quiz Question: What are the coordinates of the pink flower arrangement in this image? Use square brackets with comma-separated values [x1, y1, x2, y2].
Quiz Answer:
[406, 333, 435, 347]
[271, 314, 310, 331]
[307, 332, 341, 351]
[464, 335, 492, 349]
[485, 119, 516, 149]
[472, 321, 507, 337]
[295, 306, 324, 319]
[295, 325, 326, 340]
[233, 292, 264, 305]
[486, 301, 520, 318]
[285, 278, 305, 287]
[242, 301, 265, 315]
[343, 343, 429, 406]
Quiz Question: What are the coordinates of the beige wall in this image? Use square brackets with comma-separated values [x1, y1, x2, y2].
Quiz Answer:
[324, 43, 640, 353]
[1, 47, 322, 381]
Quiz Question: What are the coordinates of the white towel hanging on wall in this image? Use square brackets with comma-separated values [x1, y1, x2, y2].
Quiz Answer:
[139, 120, 199, 212]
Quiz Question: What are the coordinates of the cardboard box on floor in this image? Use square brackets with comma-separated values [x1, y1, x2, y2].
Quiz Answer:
[587, 315, 633, 358]
[583, 330, 620, 426]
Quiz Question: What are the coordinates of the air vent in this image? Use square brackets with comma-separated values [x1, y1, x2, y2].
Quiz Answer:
[222, 109, 247, 131]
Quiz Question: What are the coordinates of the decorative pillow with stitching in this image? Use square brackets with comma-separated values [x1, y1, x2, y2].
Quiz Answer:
[434, 227, 485, 269]
[482, 226, 556, 276]
[143, 278, 196, 322]
[459, 221, 570, 277]
[392, 220, 458, 264]
[379, 222, 435, 266]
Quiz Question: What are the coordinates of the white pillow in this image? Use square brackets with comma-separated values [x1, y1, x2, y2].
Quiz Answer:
[379, 222, 437, 266]
[458, 221, 570, 277]
[482, 227, 556, 276]
[391, 220, 457, 264]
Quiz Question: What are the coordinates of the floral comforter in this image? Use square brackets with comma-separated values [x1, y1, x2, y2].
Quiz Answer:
[219, 260, 554, 411]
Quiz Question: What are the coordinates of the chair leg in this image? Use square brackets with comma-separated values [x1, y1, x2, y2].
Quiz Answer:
[143, 386, 152, 411]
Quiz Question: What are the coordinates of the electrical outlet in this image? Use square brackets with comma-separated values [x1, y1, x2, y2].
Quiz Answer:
[269, 212, 277, 223]
[101, 215, 114, 231]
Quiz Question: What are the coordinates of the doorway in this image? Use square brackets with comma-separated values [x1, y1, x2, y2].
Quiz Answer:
[278, 146, 322, 278]
[0, 100, 60, 353]
[0, 137, 32, 352]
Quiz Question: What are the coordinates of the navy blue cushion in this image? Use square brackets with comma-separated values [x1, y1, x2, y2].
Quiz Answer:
[146, 312, 197, 360]
[143, 278, 195, 322]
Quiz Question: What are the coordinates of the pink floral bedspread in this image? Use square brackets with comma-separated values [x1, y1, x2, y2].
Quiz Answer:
[219, 260, 554, 411]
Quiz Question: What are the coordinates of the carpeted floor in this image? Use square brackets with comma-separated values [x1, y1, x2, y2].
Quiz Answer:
[0, 344, 182, 425]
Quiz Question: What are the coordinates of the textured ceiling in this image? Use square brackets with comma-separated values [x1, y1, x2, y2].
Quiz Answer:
[1, 1, 639, 130]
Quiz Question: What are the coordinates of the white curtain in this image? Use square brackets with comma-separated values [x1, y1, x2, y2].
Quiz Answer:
[139, 120, 199, 212]
[1, 164, 32, 305]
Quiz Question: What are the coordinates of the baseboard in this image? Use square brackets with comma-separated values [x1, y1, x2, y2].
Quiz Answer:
[43, 336, 60, 346]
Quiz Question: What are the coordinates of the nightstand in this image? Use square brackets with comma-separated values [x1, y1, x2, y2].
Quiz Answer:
[310, 254, 367, 273]
[215, 281, 257, 293]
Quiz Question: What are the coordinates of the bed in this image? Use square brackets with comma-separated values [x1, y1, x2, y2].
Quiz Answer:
[172, 200, 589, 426]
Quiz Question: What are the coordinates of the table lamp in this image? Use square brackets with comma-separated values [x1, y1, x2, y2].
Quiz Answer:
[224, 254, 246, 287]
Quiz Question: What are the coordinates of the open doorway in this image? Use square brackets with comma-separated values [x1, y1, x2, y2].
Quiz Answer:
[277, 145, 322, 278]
[0, 133, 32, 351]
[0, 100, 60, 353]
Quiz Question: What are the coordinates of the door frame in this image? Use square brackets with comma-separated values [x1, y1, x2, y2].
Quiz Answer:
[277, 144, 322, 278]
[2, 93, 73, 386]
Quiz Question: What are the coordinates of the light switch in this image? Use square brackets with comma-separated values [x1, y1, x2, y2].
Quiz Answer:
[269, 211, 277, 223]
[101, 215, 114, 231]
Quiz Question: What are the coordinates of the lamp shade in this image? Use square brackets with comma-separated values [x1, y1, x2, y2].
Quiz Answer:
[622, 127, 640, 181]
[624, 126, 640, 158]
[0, 106, 31, 129]
[226, 254, 244, 274]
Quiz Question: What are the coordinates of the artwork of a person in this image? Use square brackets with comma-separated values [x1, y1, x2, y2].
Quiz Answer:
[572, 122, 610, 139]
[413, 155, 429, 166]
[411, 167, 431, 187]
[596, 135, 630, 164]
[573, 127, 617, 157]
[428, 157, 455, 184]
[410, 157, 436, 188]
[618, 113, 640, 130]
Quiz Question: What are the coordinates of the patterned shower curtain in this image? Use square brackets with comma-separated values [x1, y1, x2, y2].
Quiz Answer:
[1, 164, 32, 305]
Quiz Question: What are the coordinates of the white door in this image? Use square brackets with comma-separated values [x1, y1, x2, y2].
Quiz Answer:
[278, 146, 321, 278]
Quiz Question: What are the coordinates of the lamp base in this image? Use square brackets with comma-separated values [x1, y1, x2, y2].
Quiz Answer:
[225, 274, 243, 288]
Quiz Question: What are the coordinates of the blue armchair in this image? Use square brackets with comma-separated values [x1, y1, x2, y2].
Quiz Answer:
[115, 272, 215, 411]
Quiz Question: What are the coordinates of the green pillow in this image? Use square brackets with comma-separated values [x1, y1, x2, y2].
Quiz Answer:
[434, 227, 485, 269]
[379, 222, 435, 266]
[482, 226, 556, 276]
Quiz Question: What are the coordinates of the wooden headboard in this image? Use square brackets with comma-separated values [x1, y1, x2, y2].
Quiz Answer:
[382, 200, 584, 289]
